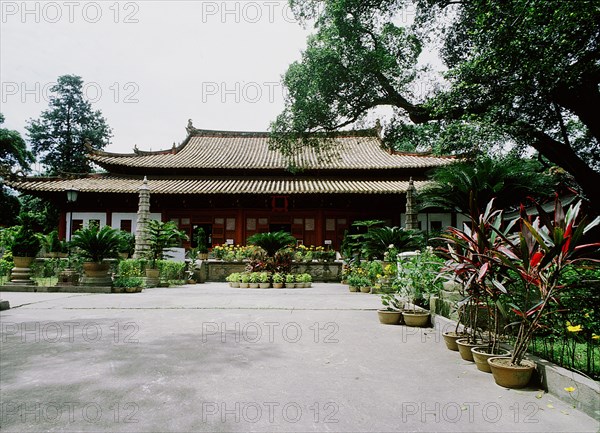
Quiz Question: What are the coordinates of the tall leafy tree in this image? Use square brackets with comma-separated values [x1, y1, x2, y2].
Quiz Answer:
[26, 75, 112, 175]
[271, 0, 600, 212]
[0, 113, 33, 226]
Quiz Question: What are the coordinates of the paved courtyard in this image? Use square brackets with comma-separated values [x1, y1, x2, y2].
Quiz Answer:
[1, 283, 598, 432]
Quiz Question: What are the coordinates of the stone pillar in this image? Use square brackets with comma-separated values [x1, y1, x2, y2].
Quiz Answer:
[405, 177, 419, 230]
[133, 176, 151, 259]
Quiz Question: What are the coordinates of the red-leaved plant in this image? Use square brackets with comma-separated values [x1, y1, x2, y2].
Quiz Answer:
[496, 198, 600, 366]
[439, 199, 515, 350]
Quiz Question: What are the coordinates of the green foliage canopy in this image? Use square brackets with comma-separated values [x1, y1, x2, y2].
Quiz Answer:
[0, 113, 33, 226]
[271, 0, 600, 211]
[26, 75, 112, 175]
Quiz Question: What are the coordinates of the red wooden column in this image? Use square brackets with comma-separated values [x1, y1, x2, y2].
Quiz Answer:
[315, 209, 324, 247]
[58, 211, 67, 239]
[236, 209, 244, 245]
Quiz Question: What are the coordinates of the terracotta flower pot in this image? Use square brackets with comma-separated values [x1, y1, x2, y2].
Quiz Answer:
[487, 357, 535, 388]
[377, 310, 402, 325]
[12, 256, 35, 268]
[348, 285, 359, 292]
[402, 311, 430, 327]
[273, 283, 284, 289]
[360, 286, 372, 293]
[239, 283, 249, 288]
[442, 331, 467, 351]
[145, 268, 160, 279]
[83, 262, 110, 278]
[456, 338, 485, 362]
[471, 346, 511, 373]
[259, 283, 271, 289]
[249, 283, 259, 288]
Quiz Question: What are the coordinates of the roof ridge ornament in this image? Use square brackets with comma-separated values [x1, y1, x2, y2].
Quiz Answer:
[374, 119, 383, 138]
[186, 118, 197, 135]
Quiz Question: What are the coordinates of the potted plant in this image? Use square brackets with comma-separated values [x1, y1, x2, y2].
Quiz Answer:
[487, 198, 600, 388]
[146, 220, 188, 279]
[439, 279, 469, 351]
[239, 273, 250, 288]
[378, 293, 404, 325]
[8, 213, 41, 284]
[259, 272, 271, 288]
[399, 249, 442, 328]
[323, 249, 336, 262]
[112, 276, 144, 293]
[226, 272, 241, 288]
[42, 230, 68, 258]
[10, 214, 41, 267]
[439, 200, 513, 362]
[247, 231, 296, 257]
[70, 223, 120, 281]
[272, 273, 284, 288]
[117, 230, 135, 259]
[285, 273, 296, 288]
[194, 227, 209, 260]
[248, 272, 260, 288]
[301, 273, 312, 288]
[346, 272, 364, 292]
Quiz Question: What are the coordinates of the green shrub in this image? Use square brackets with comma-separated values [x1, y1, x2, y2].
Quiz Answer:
[117, 231, 135, 256]
[157, 260, 186, 281]
[113, 276, 144, 288]
[30, 258, 68, 278]
[0, 252, 13, 277]
[226, 272, 241, 283]
[10, 213, 42, 257]
[118, 259, 144, 277]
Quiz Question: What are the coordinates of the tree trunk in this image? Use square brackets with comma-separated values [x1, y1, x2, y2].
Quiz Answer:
[526, 128, 600, 215]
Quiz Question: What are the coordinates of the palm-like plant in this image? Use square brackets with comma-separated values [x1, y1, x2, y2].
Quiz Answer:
[247, 231, 296, 257]
[70, 223, 120, 263]
[419, 156, 555, 218]
[362, 226, 424, 260]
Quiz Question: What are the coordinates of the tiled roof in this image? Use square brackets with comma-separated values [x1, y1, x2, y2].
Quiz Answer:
[9, 175, 431, 195]
[89, 128, 454, 170]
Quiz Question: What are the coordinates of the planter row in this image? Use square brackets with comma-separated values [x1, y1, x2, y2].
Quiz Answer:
[228, 282, 312, 289]
[202, 261, 343, 283]
[377, 309, 535, 389]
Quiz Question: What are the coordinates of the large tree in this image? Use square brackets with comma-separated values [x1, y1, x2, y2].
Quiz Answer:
[271, 0, 600, 212]
[26, 75, 112, 175]
[0, 113, 33, 226]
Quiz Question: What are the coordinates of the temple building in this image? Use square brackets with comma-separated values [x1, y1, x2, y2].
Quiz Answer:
[10, 123, 459, 250]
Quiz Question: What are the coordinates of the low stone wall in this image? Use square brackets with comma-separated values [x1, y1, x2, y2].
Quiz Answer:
[430, 314, 599, 419]
[196, 260, 343, 282]
[0, 284, 112, 293]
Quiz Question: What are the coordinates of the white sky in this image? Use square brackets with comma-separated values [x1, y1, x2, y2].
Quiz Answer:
[1, 0, 313, 153]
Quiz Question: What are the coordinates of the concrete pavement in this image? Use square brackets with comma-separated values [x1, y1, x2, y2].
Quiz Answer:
[1, 283, 598, 432]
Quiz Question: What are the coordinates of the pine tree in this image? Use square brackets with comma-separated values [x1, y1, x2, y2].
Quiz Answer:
[26, 75, 112, 175]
